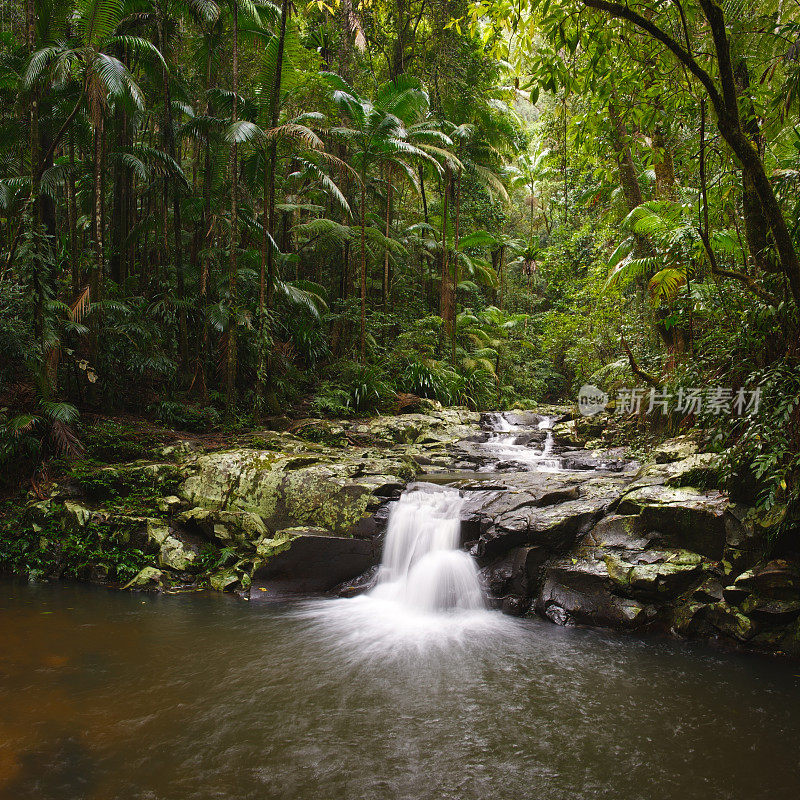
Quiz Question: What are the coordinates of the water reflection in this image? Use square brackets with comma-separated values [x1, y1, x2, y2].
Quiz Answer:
[1, 579, 799, 800]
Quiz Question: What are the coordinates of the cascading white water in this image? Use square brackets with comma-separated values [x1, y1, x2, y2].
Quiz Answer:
[371, 485, 484, 612]
[483, 412, 563, 471]
[485, 412, 514, 432]
[297, 484, 498, 655]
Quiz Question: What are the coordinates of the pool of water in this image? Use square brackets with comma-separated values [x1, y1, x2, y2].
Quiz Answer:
[1, 579, 799, 800]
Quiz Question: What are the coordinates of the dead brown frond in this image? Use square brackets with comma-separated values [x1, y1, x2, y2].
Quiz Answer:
[71, 285, 91, 323]
[49, 419, 84, 458]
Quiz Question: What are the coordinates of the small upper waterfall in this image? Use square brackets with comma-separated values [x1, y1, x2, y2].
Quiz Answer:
[482, 412, 562, 471]
[485, 412, 514, 432]
[370, 484, 484, 613]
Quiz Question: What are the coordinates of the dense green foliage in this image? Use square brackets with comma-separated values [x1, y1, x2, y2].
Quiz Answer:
[1, 0, 799, 524]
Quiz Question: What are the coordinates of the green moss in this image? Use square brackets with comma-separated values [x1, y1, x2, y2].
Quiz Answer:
[68, 460, 184, 511]
[0, 503, 155, 583]
[82, 421, 163, 463]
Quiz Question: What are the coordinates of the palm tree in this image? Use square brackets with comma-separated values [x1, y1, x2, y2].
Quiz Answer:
[220, 0, 260, 413]
[228, 13, 351, 408]
[145, 0, 222, 378]
[372, 75, 454, 308]
[25, 0, 164, 369]
[509, 143, 551, 237]
[325, 73, 439, 361]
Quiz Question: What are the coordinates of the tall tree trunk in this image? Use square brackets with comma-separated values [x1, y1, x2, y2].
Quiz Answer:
[451, 168, 461, 365]
[27, 0, 44, 353]
[383, 166, 393, 307]
[652, 112, 676, 200]
[159, 17, 188, 378]
[498, 244, 505, 310]
[438, 166, 452, 341]
[90, 113, 104, 375]
[68, 132, 79, 297]
[608, 101, 643, 211]
[419, 166, 428, 224]
[735, 61, 773, 273]
[359, 176, 367, 363]
[562, 93, 569, 224]
[264, 0, 289, 312]
[225, 3, 239, 413]
[258, 0, 290, 410]
[192, 36, 214, 401]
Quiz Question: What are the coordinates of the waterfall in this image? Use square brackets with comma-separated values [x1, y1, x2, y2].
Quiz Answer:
[485, 412, 514, 432]
[370, 485, 484, 613]
[482, 412, 562, 472]
[538, 417, 554, 456]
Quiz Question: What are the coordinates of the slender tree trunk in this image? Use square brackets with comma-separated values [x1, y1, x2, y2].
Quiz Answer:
[360, 176, 367, 363]
[439, 166, 452, 340]
[451, 168, 461, 365]
[562, 93, 569, 224]
[225, 3, 239, 413]
[383, 166, 393, 307]
[90, 113, 104, 375]
[110, 109, 124, 284]
[193, 37, 214, 401]
[68, 133, 79, 297]
[159, 17, 188, 378]
[27, 0, 44, 354]
[265, 0, 289, 312]
[499, 245, 505, 310]
[258, 0, 290, 410]
[419, 166, 428, 224]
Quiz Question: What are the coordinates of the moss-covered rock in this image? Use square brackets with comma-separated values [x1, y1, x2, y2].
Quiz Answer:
[604, 549, 707, 599]
[617, 485, 728, 558]
[704, 601, 758, 642]
[178, 507, 268, 546]
[179, 447, 409, 536]
[652, 434, 701, 463]
[122, 566, 166, 590]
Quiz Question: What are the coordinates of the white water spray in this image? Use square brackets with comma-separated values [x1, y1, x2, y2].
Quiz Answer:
[297, 484, 496, 654]
[371, 484, 484, 612]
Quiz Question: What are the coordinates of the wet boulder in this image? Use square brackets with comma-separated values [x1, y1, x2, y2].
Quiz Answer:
[123, 566, 166, 591]
[335, 565, 381, 598]
[180, 448, 410, 537]
[603, 549, 708, 600]
[704, 602, 759, 642]
[479, 545, 548, 598]
[535, 556, 653, 629]
[252, 531, 380, 593]
[145, 519, 201, 572]
[652, 434, 701, 463]
[178, 507, 268, 547]
[478, 497, 610, 558]
[616, 485, 728, 559]
[731, 559, 800, 600]
[584, 514, 655, 551]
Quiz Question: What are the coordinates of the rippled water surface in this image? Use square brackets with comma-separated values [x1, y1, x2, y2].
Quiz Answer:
[2, 579, 799, 800]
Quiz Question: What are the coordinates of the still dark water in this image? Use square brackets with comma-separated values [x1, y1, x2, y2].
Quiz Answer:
[1, 579, 799, 800]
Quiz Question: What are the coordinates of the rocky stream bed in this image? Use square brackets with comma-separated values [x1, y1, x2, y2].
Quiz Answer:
[8, 407, 800, 657]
